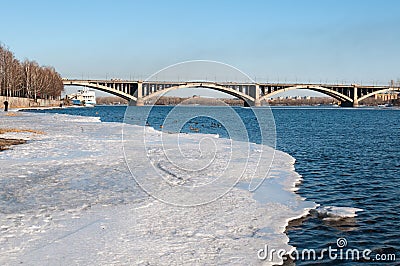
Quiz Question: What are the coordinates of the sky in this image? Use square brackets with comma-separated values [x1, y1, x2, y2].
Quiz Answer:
[1, 0, 399, 97]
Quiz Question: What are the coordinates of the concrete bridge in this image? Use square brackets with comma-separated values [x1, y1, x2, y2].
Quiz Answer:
[62, 79, 400, 107]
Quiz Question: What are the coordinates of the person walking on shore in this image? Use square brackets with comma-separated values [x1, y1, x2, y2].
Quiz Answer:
[3, 101, 9, 112]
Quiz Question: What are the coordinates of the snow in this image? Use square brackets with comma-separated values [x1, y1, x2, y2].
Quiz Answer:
[0, 111, 316, 265]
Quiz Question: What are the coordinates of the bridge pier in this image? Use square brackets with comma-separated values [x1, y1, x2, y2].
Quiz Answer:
[135, 98, 144, 106]
[247, 84, 261, 107]
[352, 86, 359, 107]
[340, 86, 360, 107]
[135, 81, 144, 106]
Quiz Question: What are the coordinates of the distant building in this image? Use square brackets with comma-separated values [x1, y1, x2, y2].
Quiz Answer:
[374, 93, 399, 101]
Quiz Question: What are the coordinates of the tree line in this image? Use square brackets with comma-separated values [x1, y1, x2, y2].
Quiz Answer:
[0, 43, 63, 100]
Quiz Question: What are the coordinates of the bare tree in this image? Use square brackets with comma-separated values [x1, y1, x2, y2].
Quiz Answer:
[0, 43, 63, 100]
[0, 44, 14, 97]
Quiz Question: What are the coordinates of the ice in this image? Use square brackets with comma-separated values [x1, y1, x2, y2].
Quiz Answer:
[0, 111, 316, 265]
[314, 206, 363, 220]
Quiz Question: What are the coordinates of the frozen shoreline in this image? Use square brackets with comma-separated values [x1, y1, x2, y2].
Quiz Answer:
[0, 110, 317, 265]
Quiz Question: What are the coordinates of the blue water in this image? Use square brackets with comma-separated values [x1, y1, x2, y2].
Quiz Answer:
[24, 105, 400, 264]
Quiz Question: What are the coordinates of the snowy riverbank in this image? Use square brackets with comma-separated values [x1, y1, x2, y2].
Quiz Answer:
[0, 111, 316, 265]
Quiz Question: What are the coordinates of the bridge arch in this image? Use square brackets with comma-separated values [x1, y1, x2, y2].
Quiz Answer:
[142, 82, 256, 105]
[358, 88, 400, 103]
[259, 85, 353, 103]
[63, 81, 137, 101]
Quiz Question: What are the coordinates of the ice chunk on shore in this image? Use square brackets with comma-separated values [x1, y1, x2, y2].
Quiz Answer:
[314, 206, 363, 220]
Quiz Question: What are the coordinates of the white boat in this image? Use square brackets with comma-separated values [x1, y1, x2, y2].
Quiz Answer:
[67, 89, 96, 107]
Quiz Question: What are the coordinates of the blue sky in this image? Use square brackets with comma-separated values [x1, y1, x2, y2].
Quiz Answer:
[1, 0, 399, 97]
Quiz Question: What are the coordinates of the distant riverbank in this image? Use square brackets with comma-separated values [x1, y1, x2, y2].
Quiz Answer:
[97, 95, 399, 107]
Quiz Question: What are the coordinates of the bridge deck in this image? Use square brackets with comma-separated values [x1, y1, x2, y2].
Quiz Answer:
[63, 79, 396, 89]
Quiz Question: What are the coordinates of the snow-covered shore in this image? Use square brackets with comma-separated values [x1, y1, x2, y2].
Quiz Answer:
[0, 111, 316, 265]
